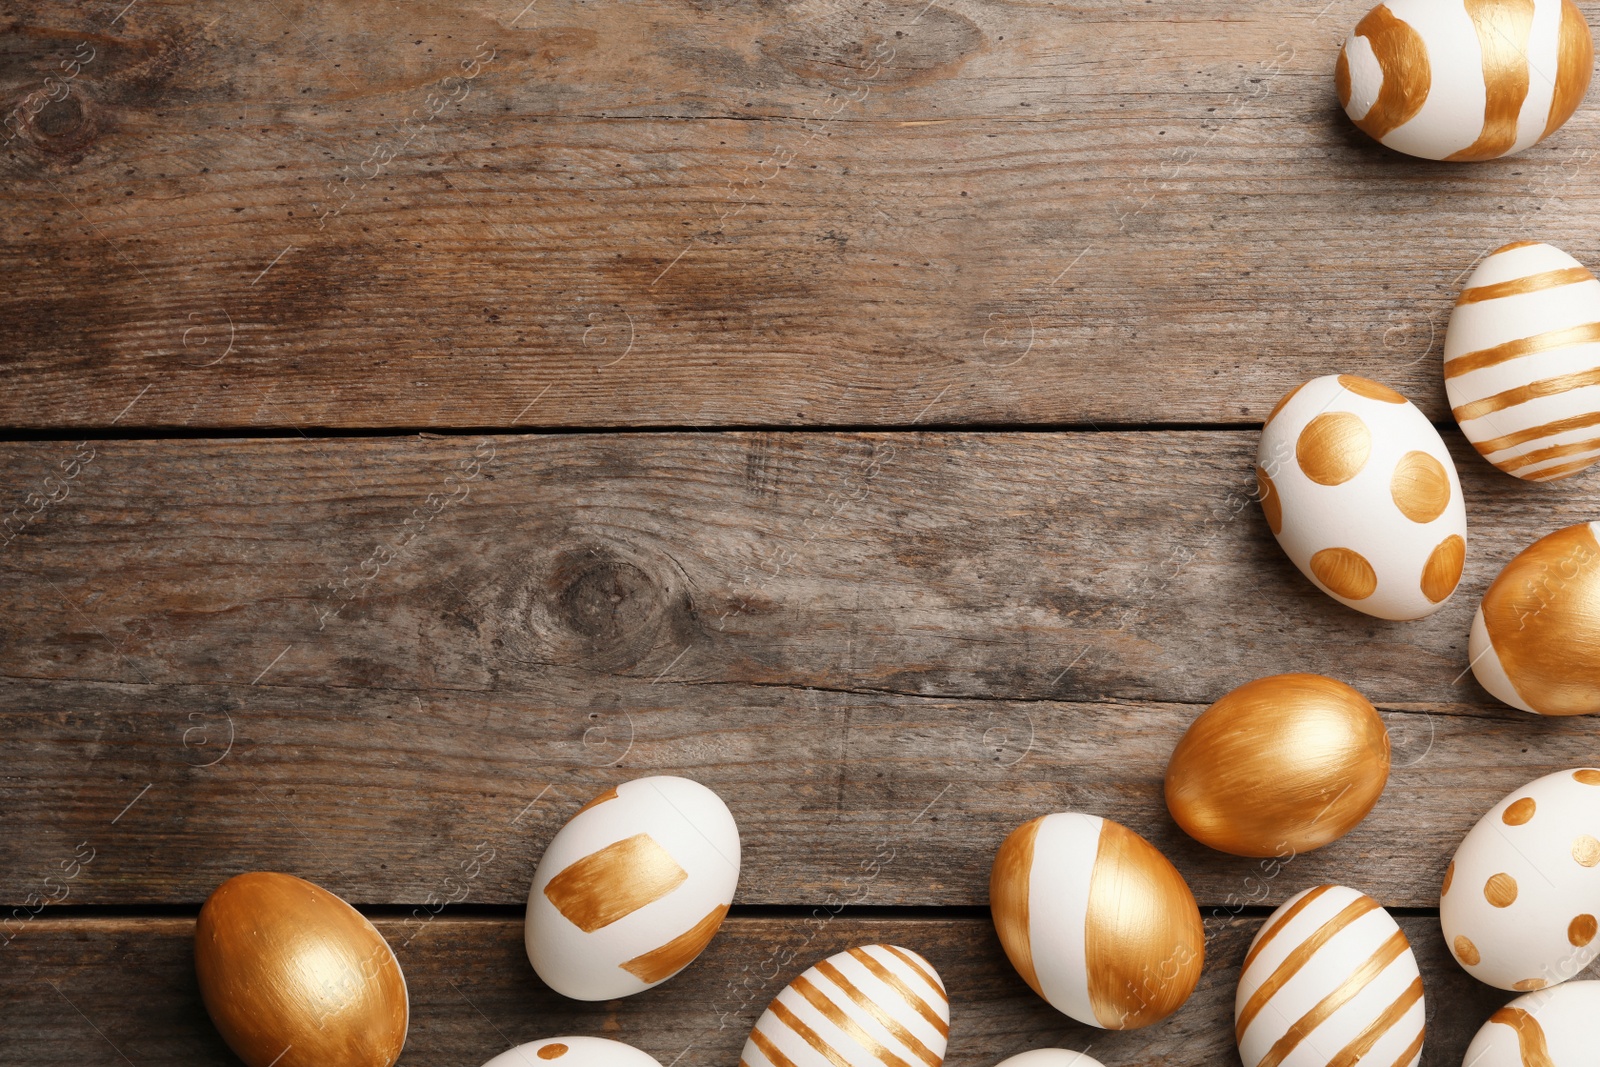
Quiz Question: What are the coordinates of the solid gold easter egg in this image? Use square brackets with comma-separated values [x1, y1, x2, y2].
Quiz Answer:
[1165, 674, 1391, 857]
[195, 872, 408, 1067]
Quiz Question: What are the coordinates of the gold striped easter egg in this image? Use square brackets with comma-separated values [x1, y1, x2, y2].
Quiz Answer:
[1462, 980, 1600, 1065]
[525, 776, 740, 1000]
[740, 944, 950, 1067]
[990, 812, 1204, 1030]
[1468, 523, 1600, 715]
[1235, 885, 1425, 1067]
[1338, 0, 1594, 161]
[1446, 241, 1600, 481]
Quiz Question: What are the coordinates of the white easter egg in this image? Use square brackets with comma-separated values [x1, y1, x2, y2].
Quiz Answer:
[993, 1051, 1105, 1067]
[990, 812, 1205, 1030]
[525, 776, 740, 1001]
[481, 1037, 664, 1067]
[1461, 980, 1600, 1065]
[741, 944, 949, 1067]
[1468, 523, 1600, 715]
[1235, 885, 1425, 1067]
[1446, 242, 1600, 481]
[1258, 374, 1468, 620]
[1441, 768, 1600, 990]
[1337, 0, 1594, 161]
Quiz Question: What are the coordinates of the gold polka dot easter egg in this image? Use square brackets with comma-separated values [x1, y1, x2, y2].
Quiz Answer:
[1165, 673, 1391, 857]
[1441, 769, 1600, 990]
[1258, 374, 1467, 620]
[480, 1037, 664, 1067]
[990, 812, 1204, 1030]
[1337, 0, 1594, 161]
[1236, 885, 1425, 1067]
[1468, 522, 1600, 715]
[1446, 241, 1600, 481]
[194, 872, 409, 1067]
[525, 775, 740, 1000]
[1462, 980, 1600, 1065]
[740, 944, 949, 1067]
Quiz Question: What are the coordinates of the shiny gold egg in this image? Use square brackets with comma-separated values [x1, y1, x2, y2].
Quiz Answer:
[194, 872, 408, 1067]
[1164, 673, 1391, 857]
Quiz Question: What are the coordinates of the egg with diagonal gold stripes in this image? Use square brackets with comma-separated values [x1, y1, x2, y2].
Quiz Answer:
[1462, 980, 1600, 1066]
[1446, 242, 1600, 480]
[481, 1037, 663, 1067]
[1235, 885, 1425, 1067]
[1441, 769, 1600, 990]
[1469, 523, 1600, 715]
[1338, 0, 1594, 161]
[740, 944, 949, 1067]
[525, 775, 740, 1000]
[990, 812, 1204, 1029]
[1259, 374, 1467, 620]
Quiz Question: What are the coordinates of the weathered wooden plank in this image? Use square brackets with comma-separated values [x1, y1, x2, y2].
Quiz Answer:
[3, 2, 1599, 428]
[2, 432, 1596, 906]
[0, 915, 1520, 1067]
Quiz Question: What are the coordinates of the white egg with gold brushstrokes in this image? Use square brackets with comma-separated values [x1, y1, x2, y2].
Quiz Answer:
[525, 775, 740, 1001]
[992, 1051, 1105, 1067]
[990, 812, 1204, 1030]
[1446, 242, 1600, 481]
[740, 944, 949, 1067]
[1441, 769, 1600, 991]
[1461, 980, 1600, 1066]
[1235, 885, 1425, 1067]
[1258, 374, 1468, 620]
[1469, 523, 1600, 715]
[1337, 0, 1594, 161]
[481, 1038, 664, 1067]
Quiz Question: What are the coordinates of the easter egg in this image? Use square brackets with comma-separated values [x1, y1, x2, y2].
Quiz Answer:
[194, 872, 408, 1067]
[1337, 0, 1594, 161]
[1461, 980, 1600, 1065]
[990, 812, 1204, 1029]
[1258, 374, 1467, 620]
[992, 1051, 1104, 1067]
[1446, 241, 1600, 481]
[1468, 523, 1600, 715]
[1236, 885, 1425, 1067]
[1165, 673, 1391, 857]
[481, 1037, 664, 1067]
[526, 775, 740, 1001]
[1441, 768, 1600, 990]
[740, 944, 949, 1067]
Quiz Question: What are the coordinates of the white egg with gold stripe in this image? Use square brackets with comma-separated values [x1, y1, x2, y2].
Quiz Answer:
[741, 944, 949, 1067]
[1462, 980, 1600, 1066]
[525, 775, 740, 1001]
[1338, 0, 1594, 161]
[481, 1037, 664, 1067]
[1236, 885, 1425, 1067]
[1446, 242, 1600, 481]
[992, 1050, 1105, 1067]
[990, 812, 1205, 1030]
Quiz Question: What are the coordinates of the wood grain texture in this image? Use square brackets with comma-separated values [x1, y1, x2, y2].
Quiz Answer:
[0, 914, 1528, 1067]
[2, 431, 1596, 906]
[3, 0, 1599, 428]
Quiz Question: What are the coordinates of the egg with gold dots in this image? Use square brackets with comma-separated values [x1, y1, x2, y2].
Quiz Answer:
[480, 1037, 664, 1067]
[1338, 0, 1594, 161]
[1441, 769, 1600, 991]
[1258, 374, 1468, 620]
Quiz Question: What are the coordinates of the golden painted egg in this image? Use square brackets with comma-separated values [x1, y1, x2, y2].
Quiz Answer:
[990, 812, 1204, 1030]
[1338, 0, 1594, 161]
[1469, 523, 1600, 715]
[194, 872, 408, 1067]
[1165, 673, 1391, 857]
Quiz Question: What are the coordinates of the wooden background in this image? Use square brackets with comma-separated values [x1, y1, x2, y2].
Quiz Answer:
[2, 1, 1597, 1064]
